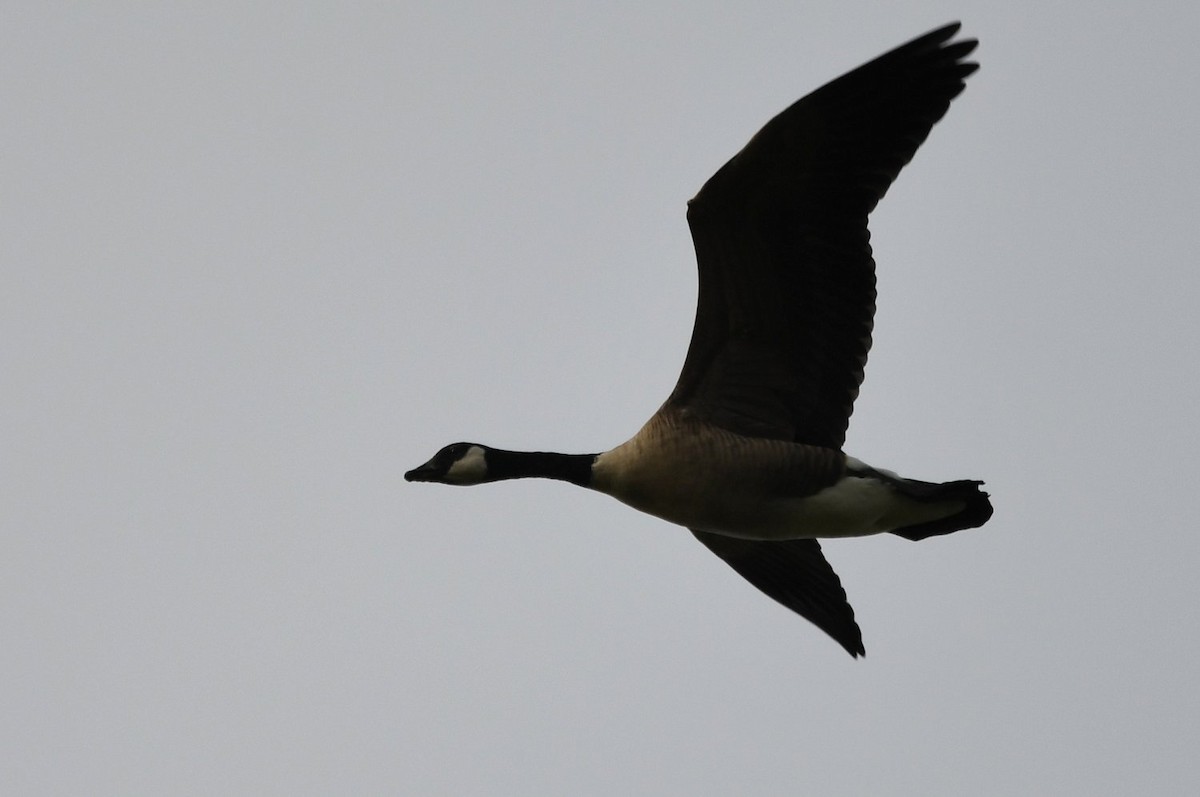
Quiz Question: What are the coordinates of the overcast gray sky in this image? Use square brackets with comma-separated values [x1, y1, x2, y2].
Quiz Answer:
[4, 2, 1200, 795]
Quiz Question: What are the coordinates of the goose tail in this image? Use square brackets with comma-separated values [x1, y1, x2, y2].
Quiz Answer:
[887, 477, 993, 541]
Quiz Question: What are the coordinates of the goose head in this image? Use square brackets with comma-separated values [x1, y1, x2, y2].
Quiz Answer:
[405, 443, 490, 485]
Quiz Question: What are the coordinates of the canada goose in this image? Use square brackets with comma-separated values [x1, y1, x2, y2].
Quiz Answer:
[407, 23, 992, 657]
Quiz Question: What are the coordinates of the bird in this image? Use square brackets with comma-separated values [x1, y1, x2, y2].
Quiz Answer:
[406, 23, 991, 658]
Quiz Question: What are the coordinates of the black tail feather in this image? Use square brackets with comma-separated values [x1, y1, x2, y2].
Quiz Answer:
[889, 479, 993, 541]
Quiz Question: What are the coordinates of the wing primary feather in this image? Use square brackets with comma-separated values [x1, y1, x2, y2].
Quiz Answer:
[692, 530, 866, 657]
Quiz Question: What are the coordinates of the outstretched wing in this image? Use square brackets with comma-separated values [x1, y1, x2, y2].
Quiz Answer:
[669, 24, 978, 447]
[691, 530, 865, 657]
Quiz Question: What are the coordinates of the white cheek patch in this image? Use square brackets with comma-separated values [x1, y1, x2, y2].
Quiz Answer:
[445, 445, 489, 485]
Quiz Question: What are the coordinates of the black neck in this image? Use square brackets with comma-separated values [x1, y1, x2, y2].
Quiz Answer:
[486, 449, 596, 487]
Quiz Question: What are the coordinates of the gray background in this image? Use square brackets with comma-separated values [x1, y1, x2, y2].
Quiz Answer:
[5, 2, 1199, 794]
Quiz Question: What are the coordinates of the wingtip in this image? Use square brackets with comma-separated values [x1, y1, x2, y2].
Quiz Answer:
[934, 21, 962, 37]
[929, 21, 966, 42]
[914, 21, 978, 61]
[840, 630, 867, 659]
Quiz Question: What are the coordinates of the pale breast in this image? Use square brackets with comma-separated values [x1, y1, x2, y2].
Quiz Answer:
[590, 410, 845, 535]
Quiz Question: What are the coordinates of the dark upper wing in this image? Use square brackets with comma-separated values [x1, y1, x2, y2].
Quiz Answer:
[691, 530, 865, 657]
[668, 24, 978, 447]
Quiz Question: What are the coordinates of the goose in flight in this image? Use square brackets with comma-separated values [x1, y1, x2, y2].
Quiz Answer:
[407, 23, 992, 657]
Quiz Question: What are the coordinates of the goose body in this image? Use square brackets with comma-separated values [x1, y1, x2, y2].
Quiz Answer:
[407, 23, 992, 657]
[592, 409, 973, 541]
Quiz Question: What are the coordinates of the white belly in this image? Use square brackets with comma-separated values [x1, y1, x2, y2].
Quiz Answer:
[634, 472, 965, 541]
[741, 474, 953, 539]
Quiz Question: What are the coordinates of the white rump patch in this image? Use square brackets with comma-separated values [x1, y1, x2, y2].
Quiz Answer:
[767, 457, 962, 539]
